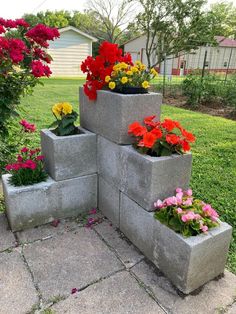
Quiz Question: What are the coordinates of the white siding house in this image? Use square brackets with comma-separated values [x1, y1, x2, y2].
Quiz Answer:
[48, 26, 97, 77]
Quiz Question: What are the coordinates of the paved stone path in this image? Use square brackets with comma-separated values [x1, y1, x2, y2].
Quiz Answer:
[0, 211, 236, 314]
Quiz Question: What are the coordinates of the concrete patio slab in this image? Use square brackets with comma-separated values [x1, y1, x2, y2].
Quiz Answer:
[0, 213, 16, 252]
[23, 228, 124, 301]
[0, 250, 38, 314]
[51, 271, 164, 314]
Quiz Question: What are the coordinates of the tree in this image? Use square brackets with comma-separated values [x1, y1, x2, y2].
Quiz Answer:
[23, 11, 70, 29]
[86, 0, 136, 43]
[136, 0, 216, 68]
[209, 2, 236, 39]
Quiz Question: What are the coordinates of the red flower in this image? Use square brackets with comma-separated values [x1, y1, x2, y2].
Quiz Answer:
[26, 24, 60, 48]
[0, 25, 5, 34]
[19, 119, 36, 132]
[181, 129, 196, 143]
[161, 119, 176, 132]
[150, 128, 162, 139]
[31, 60, 52, 78]
[15, 18, 29, 28]
[142, 132, 157, 148]
[144, 115, 159, 127]
[180, 140, 191, 152]
[166, 134, 180, 145]
[128, 122, 147, 137]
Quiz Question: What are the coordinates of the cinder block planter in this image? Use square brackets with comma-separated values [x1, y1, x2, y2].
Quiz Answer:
[122, 146, 192, 211]
[41, 127, 97, 181]
[120, 193, 232, 294]
[79, 88, 162, 144]
[98, 176, 120, 227]
[2, 174, 97, 231]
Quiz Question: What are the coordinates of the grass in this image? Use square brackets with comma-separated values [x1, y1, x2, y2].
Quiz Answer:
[5, 77, 236, 273]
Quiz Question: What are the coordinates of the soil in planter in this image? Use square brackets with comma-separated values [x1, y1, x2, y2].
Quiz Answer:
[113, 86, 149, 95]
[52, 126, 83, 137]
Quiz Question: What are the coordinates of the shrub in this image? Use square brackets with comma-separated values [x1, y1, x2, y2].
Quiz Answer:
[5, 147, 48, 186]
[154, 188, 220, 237]
[128, 116, 196, 156]
[50, 102, 78, 136]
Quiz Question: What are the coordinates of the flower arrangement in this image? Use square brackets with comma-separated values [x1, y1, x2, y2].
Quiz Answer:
[0, 18, 60, 135]
[154, 188, 220, 237]
[50, 102, 78, 136]
[105, 61, 158, 93]
[81, 41, 132, 100]
[5, 148, 48, 186]
[128, 116, 196, 156]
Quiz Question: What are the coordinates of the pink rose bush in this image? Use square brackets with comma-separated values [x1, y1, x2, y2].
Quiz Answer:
[154, 188, 220, 236]
[5, 147, 48, 186]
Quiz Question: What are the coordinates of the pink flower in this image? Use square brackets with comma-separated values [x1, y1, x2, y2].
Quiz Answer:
[154, 199, 163, 208]
[24, 160, 37, 170]
[89, 208, 97, 215]
[181, 211, 196, 222]
[17, 155, 23, 162]
[71, 288, 78, 294]
[176, 188, 182, 193]
[200, 225, 208, 233]
[5, 164, 12, 171]
[36, 155, 44, 161]
[183, 198, 192, 206]
[176, 207, 183, 214]
[21, 147, 29, 153]
[185, 189, 192, 196]
[202, 204, 219, 220]
[176, 192, 183, 204]
[20, 120, 36, 133]
[165, 196, 178, 206]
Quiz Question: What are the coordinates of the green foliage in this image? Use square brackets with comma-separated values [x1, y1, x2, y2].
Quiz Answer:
[136, 0, 216, 68]
[182, 73, 236, 109]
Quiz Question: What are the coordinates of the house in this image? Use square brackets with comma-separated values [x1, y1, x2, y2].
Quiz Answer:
[123, 35, 236, 76]
[48, 26, 97, 77]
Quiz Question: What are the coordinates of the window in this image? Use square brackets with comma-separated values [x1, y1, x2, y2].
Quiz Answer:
[205, 61, 209, 67]
[224, 61, 227, 67]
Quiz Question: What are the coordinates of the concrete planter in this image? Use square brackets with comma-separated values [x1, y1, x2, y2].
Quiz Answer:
[97, 135, 192, 212]
[2, 173, 97, 231]
[79, 87, 162, 144]
[120, 193, 232, 294]
[41, 127, 97, 181]
[122, 146, 192, 211]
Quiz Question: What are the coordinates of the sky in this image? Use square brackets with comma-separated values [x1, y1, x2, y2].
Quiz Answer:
[1, 0, 236, 19]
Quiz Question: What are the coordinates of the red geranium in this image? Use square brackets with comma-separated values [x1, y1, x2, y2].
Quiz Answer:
[128, 115, 196, 156]
[81, 41, 133, 100]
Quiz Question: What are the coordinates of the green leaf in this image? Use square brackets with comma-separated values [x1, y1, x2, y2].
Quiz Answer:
[48, 121, 59, 128]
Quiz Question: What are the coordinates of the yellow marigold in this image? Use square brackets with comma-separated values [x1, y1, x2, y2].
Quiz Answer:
[62, 102, 73, 115]
[113, 64, 120, 71]
[135, 60, 142, 67]
[109, 81, 116, 90]
[151, 68, 158, 76]
[120, 62, 128, 69]
[140, 64, 146, 70]
[142, 81, 150, 89]
[126, 70, 133, 76]
[121, 76, 128, 84]
[105, 75, 111, 83]
[131, 66, 139, 73]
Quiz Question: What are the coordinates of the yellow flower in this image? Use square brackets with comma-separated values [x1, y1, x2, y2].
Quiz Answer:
[135, 60, 142, 67]
[126, 70, 133, 76]
[140, 64, 146, 70]
[151, 68, 158, 76]
[142, 81, 150, 89]
[109, 81, 116, 90]
[121, 76, 128, 84]
[111, 71, 116, 77]
[120, 62, 128, 69]
[105, 75, 111, 83]
[131, 66, 139, 73]
[62, 102, 73, 115]
[52, 103, 63, 117]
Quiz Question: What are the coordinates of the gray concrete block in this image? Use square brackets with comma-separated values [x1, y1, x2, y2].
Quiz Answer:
[120, 193, 156, 262]
[122, 145, 192, 211]
[79, 87, 162, 144]
[120, 193, 232, 294]
[153, 219, 232, 294]
[98, 176, 120, 227]
[41, 126, 97, 181]
[97, 136, 124, 189]
[2, 174, 97, 231]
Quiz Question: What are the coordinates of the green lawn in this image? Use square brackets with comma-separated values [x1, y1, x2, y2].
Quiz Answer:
[2, 77, 236, 273]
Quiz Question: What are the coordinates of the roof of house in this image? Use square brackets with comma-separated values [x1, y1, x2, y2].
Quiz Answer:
[215, 36, 236, 47]
[59, 26, 98, 42]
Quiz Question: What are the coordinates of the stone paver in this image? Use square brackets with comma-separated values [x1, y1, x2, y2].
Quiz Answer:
[132, 260, 236, 314]
[227, 302, 236, 314]
[0, 213, 16, 252]
[23, 228, 124, 301]
[0, 250, 38, 314]
[17, 211, 103, 244]
[94, 220, 144, 268]
[51, 270, 164, 314]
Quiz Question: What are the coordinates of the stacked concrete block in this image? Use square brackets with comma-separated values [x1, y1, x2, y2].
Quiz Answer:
[79, 88, 232, 294]
[2, 173, 97, 232]
[79, 87, 162, 144]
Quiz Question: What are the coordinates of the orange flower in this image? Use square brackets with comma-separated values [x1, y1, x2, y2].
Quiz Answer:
[128, 121, 147, 137]
[181, 129, 196, 143]
[143, 132, 157, 148]
[166, 134, 180, 145]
